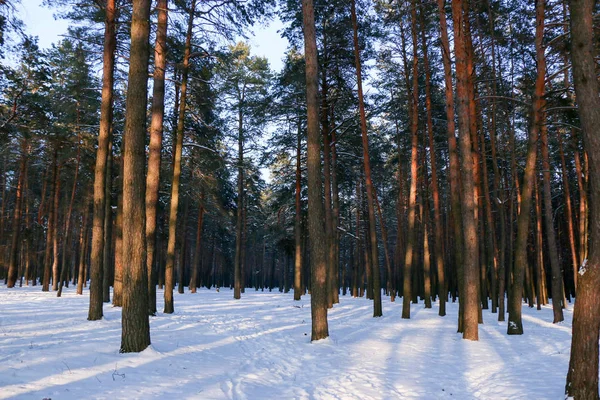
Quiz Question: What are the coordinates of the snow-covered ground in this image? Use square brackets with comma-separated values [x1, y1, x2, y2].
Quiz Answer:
[0, 286, 572, 399]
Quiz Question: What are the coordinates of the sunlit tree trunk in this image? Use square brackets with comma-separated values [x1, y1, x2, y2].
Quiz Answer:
[164, 0, 195, 313]
[7, 141, 27, 288]
[120, 0, 152, 353]
[102, 141, 113, 302]
[302, 0, 329, 340]
[452, 0, 479, 340]
[88, 0, 116, 320]
[402, 0, 420, 320]
[294, 116, 303, 301]
[51, 163, 61, 291]
[112, 189, 123, 306]
[145, 0, 168, 316]
[565, 0, 600, 396]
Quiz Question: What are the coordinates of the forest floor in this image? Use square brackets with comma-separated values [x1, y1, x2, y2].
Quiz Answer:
[0, 286, 572, 399]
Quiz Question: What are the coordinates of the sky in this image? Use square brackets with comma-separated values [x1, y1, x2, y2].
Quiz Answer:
[16, 0, 290, 72]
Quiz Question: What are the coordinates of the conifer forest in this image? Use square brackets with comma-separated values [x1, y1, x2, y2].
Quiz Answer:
[1, 0, 600, 398]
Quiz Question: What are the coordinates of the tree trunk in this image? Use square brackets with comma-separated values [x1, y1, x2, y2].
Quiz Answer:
[178, 198, 188, 294]
[419, 4, 444, 315]
[375, 193, 393, 302]
[120, 0, 152, 353]
[351, 0, 382, 317]
[436, 0, 462, 321]
[58, 138, 81, 297]
[189, 191, 204, 293]
[402, 0, 420, 320]
[234, 91, 244, 300]
[422, 167, 432, 309]
[77, 198, 91, 295]
[112, 189, 123, 306]
[51, 163, 61, 291]
[565, 0, 600, 396]
[507, 0, 545, 335]
[302, 0, 329, 341]
[146, 0, 168, 317]
[558, 131, 579, 292]
[88, 0, 116, 320]
[7, 142, 27, 288]
[102, 141, 113, 302]
[452, 0, 479, 341]
[294, 116, 303, 301]
[539, 104, 564, 322]
[164, 0, 195, 313]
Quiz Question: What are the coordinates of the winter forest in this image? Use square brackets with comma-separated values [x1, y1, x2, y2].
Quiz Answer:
[1, 0, 600, 398]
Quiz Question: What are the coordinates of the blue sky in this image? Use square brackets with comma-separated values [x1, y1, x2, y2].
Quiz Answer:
[16, 0, 289, 72]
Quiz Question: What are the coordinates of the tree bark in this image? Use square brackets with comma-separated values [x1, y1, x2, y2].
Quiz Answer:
[120, 0, 152, 353]
[558, 130, 579, 292]
[507, 0, 545, 335]
[419, 7, 445, 315]
[112, 188, 123, 306]
[77, 198, 91, 295]
[102, 141, 113, 302]
[351, 0, 382, 317]
[6, 141, 27, 288]
[145, 0, 168, 316]
[402, 0, 420, 320]
[302, 0, 329, 340]
[436, 0, 463, 321]
[565, 0, 600, 397]
[51, 164, 61, 292]
[452, 0, 479, 340]
[189, 191, 204, 293]
[164, 0, 195, 313]
[88, 0, 116, 320]
[58, 137, 81, 297]
[540, 106, 564, 322]
[234, 87, 244, 300]
[294, 116, 303, 301]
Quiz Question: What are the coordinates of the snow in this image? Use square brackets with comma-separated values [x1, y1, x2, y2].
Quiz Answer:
[0, 287, 573, 399]
[579, 259, 588, 276]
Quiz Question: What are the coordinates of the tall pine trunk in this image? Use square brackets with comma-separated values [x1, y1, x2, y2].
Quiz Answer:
[452, 0, 479, 340]
[402, 0, 420, 320]
[507, 0, 545, 335]
[88, 0, 116, 320]
[145, 0, 168, 316]
[165, 0, 195, 313]
[565, 0, 600, 396]
[294, 116, 303, 301]
[120, 0, 152, 353]
[351, 0, 382, 317]
[302, 0, 329, 341]
[7, 141, 27, 288]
